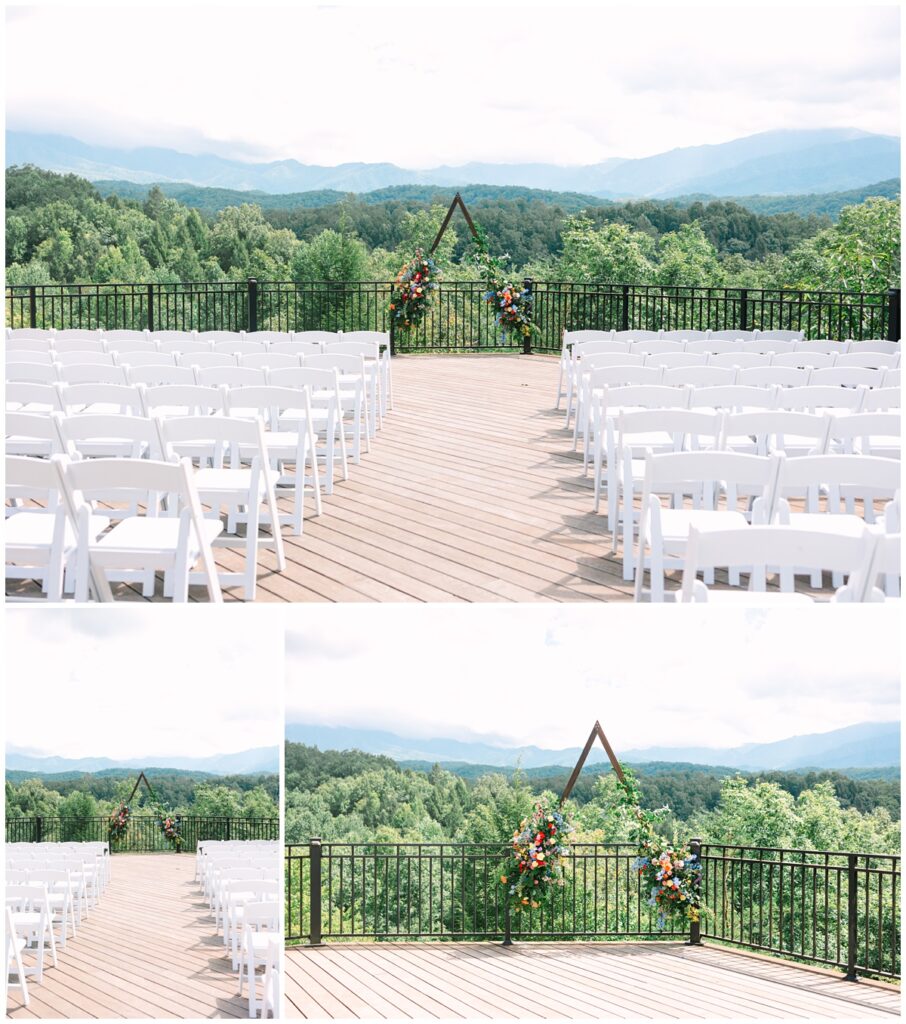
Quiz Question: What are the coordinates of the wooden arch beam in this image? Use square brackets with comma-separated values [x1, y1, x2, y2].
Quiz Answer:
[429, 192, 480, 255]
[559, 721, 625, 805]
[126, 770, 159, 806]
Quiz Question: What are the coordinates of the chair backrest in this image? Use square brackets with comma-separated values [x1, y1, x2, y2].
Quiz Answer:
[643, 449, 783, 510]
[117, 350, 178, 367]
[56, 413, 160, 460]
[54, 350, 116, 365]
[195, 365, 266, 387]
[126, 364, 198, 387]
[6, 454, 65, 508]
[851, 340, 900, 355]
[737, 366, 811, 388]
[292, 331, 339, 346]
[7, 338, 52, 353]
[685, 338, 739, 354]
[739, 338, 798, 354]
[572, 340, 634, 360]
[140, 384, 226, 417]
[59, 382, 144, 415]
[267, 366, 338, 394]
[774, 384, 866, 414]
[776, 454, 900, 513]
[883, 368, 900, 388]
[156, 338, 212, 355]
[708, 329, 757, 342]
[827, 412, 901, 457]
[54, 329, 104, 345]
[644, 352, 708, 369]
[224, 385, 312, 427]
[158, 414, 268, 470]
[105, 337, 159, 354]
[754, 330, 804, 343]
[248, 331, 292, 345]
[621, 330, 661, 342]
[617, 408, 721, 451]
[770, 350, 836, 369]
[56, 363, 130, 385]
[586, 364, 663, 388]
[339, 330, 388, 348]
[631, 339, 686, 355]
[839, 350, 901, 370]
[238, 352, 301, 370]
[305, 352, 366, 375]
[597, 384, 690, 412]
[177, 351, 238, 370]
[103, 329, 151, 344]
[7, 328, 54, 341]
[681, 524, 870, 600]
[6, 381, 64, 413]
[809, 366, 885, 389]
[212, 338, 266, 355]
[6, 411, 63, 455]
[794, 339, 850, 355]
[688, 384, 777, 412]
[706, 352, 770, 369]
[52, 338, 107, 354]
[861, 387, 901, 412]
[722, 410, 831, 456]
[196, 331, 244, 346]
[579, 353, 645, 373]
[242, 900, 280, 932]
[7, 361, 60, 383]
[150, 330, 197, 344]
[662, 366, 737, 388]
[268, 341, 323, 356]
[660, 329, 710, 341]
[7, 348, 55, 364]
[325, 340, 380, 359]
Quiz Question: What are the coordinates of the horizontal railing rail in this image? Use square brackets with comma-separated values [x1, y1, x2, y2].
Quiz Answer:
[6, 280, 899, 349]
[699, 843, 900, 981]
[285, 839, 900, 981]
[285, 840, 691, 946]
[6, 815, 279, 851]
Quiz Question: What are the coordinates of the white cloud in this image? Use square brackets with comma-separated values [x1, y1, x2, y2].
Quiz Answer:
[5, 3, 899, 167]
[285, 605, 901, 752]
[5, 607, 284, 759]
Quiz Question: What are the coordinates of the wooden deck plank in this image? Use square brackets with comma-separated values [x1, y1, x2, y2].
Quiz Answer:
[6, 854, 253, 1019]
[284, 943, 900, 1020]
[5, 355, 855, 602]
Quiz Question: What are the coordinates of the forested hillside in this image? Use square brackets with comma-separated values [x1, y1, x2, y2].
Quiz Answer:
[284, 743, 900, 851]
[6, 165, 900, 293]
[5, 769, 279, 820]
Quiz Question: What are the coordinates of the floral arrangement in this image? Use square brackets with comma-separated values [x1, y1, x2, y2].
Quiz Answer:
[468, 229, 538, 345]
[501, 802, 573, 912]
[617, 767, 703, 929]
[389, 248, 440, 332]
[159, 812, 182, 851]
[108, 803, 130, 841]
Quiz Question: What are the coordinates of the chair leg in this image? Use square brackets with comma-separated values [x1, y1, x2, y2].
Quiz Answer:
[244, 498, 259, 601]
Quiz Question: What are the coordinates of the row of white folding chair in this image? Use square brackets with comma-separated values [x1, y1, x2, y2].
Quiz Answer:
[5, 860, 96, 921]
[197, 841, 280, 883]
[629, 452, 899, 600]
[6, 870, 80, 948]
[7, 406, 295, 602]
[576, 364, 896, 462]
[563, 328, 895, 351]
[5, 846, 107, 902]
[678, 524, 894, 603]
[6, 453, 223, 603]
[567, 346, 899, 370]
[600, 407, 900, 579]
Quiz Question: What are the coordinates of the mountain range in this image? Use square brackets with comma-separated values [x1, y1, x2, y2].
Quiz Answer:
[284, 722, 899, 771]
[5, 747, 279, 775]
[7, 128, 899, 198]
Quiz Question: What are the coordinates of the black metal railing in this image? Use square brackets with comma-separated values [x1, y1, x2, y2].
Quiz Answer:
[6, 815, 279, 852]
[285, 839, 900, 981]
[6, 280, 899, 350]
[699, 844, 900, 981]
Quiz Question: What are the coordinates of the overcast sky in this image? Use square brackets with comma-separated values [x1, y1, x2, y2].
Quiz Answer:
[286, 605, 900, 752]
[5, 3, 900, 167]
[5, 608, 283, 760]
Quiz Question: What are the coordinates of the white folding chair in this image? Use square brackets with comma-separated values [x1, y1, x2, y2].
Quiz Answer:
[770, 350, 837, 369]
[685, 338, 739, 355]
[836, 350, 900, 370]
[706, 352, 770, 370]
[774, 384, 867, 415]
[721, 410, 831, 458]
[739, 338, 798, 355]
[140, 383, 226, 419]
[238, 901, 280, 1019]
[104, 335, 158, 355]
[645, 352, 708, 369]
[126, 363, 198, 387]
[58, 382, 144, 417]
[27, 871, 76, 948]
[754, 330, 804, 343]
[632, 339, 686, 356]
[240, 352, 301, 371]
[828, 412, 901, 459]
[737, 366, 811, 389]
[56, 455, 223, 602]
[54, 350, 116, 366]
[5, 905, 30, 1008]
[213, 338, 266, 356]
[861, 387, 901, 412]
[633, 450, 783, 601]
[250, 331, 292, 346]
[224, 385, 322, 534]
[680, 524, 871, 602]
[7, 338, 52, 353]
[56, 412, 160, 461]
[7, 362, 60, 384]
[115, 350, 177, 368]
[156, 337, 212, 355]
[662, 365, 737, 388]
[157, 415, 286, 600]
[195, 365, 265, 389]
[7, 349, 55, 365]
[709, 329, 757, 342]
[6, 884, 58, 982]
[337, 330, 393, 414]
[325, 339, 384, 428]
[661, 329, 709, 342]
[6, 382, 64, 415]
[6, 411, 63, 458]
[794, 339, 850, 355]
[851, 340, 900, 355]
[305, 353, 371, 459]
[291, 330, 337, 348]
[56, 363, 130, 385]
[809, 366, 886, 390]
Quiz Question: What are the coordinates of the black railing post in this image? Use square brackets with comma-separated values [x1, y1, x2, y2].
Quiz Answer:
[35, 816, 43, 843]
[846, 854, 859, 980]
[247, 277, 258, 333]
[389, 319, 397, 357]
[886, 288, 900, 343]
[739, 288, 749, 333]
[226, 819, 231, 842]
[28, 285, 37, 329]
[688, 839, 703, 945]
[502, 900, 513, 947]
[522, 278, 534, 355]
[310, 838, 323, 946]
[621, 284, 630, 332]
[147, 284, 155, 333]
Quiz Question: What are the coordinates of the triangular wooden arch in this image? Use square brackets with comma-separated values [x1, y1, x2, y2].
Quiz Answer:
[125, 771, 159, 806]
[560, 721, 625, 804]
[429, 192, 480, 255]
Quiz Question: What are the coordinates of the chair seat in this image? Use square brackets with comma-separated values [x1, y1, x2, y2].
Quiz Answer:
[6, 438, 55, 457]
[658, 509, 749, 548]
[246, 931, 274, 954]
[91, 516, 223, 562]
[194, 466, 280, 499]
[785, 514, 867, 538]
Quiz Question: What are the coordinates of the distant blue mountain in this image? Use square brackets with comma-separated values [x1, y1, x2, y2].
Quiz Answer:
[5, 747, 279, 775]
[285, 722, 899, 771]
[6, 127, 899, 198]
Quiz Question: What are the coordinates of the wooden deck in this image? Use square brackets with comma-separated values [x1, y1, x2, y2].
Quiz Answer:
[6, 854, 251, 1019]
[285, 941, 901, 1020]
[7, 354, 834, 602]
